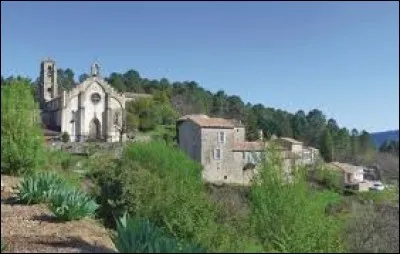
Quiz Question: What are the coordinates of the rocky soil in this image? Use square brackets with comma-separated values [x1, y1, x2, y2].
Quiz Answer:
[1, 175, 116, 253]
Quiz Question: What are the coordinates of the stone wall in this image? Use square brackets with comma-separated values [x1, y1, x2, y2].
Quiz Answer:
[201, 128, 242, 184]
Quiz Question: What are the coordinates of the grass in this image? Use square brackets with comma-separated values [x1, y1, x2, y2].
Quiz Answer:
[355, 187, 399, 205]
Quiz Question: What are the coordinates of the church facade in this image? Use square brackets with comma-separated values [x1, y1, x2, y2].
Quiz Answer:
[39, 58, 147, 142]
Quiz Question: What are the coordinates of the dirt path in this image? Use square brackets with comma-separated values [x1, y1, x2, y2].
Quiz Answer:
[1, 175, 117, 253]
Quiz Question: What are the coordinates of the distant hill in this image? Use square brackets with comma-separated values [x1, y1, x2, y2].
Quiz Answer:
[371, 130, 399, 148]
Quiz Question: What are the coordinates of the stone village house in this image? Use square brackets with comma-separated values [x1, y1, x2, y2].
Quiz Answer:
[38, 58, 151, 142]
[177, 114, 319, 185]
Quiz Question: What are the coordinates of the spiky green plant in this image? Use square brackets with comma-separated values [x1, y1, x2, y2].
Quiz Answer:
[16, 171, 66, 204]
[113, 213, 206, 253]
[48, 188, 99, 221]
[1, 240, 7, 252]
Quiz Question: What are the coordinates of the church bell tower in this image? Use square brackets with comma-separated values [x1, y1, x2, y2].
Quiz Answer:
[40, 57, 58, 106]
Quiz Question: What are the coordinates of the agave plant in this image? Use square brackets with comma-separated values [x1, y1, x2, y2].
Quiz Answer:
[1, 240, 7, 252]
[113, 213, 206, 253]
[16, 171, 65, 204]
[48, 187, 99, 221]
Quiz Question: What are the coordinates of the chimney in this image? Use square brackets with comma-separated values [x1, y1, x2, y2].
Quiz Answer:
[259, 129, 264, 141]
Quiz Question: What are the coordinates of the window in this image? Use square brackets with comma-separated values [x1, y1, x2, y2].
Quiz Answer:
[242, 152, 246, 159]
[224, 175, 228, 180]
[114, 112, 120, 125]
[218, 131, 225, 143]
[213, 148, 222, 160]
[47, 66, 53, 77]
[91, 93, 101, 104]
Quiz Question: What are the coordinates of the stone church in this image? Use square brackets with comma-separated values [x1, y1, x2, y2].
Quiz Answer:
[39, 58, 149, 142]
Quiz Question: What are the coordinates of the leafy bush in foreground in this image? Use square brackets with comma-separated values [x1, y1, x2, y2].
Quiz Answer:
[91, 141, 242, 251]
[1, 79, 46, 175]
[16, 172, 65, 204]
[48, 188, 99, 221]
[113, 213, 206, 253]
[250, 145, 346, 252]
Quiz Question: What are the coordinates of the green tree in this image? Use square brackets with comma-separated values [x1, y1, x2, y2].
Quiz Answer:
[350, 128, 359, 159]
[306, 109, 326, 146]
[78, 73, 90, 83]
[333, 128, 351, 161]
[211, 90, 228, 117]
[245, 109, 259, 141]
[292, 110, 308, 140]
[225, 95, 245, 121]
[1, 78, 46, 175]
[250, 145, 345, 252]
[320, 129, 334, 162]
[107, 72, 126, 92]
[57, 68, 75, 91]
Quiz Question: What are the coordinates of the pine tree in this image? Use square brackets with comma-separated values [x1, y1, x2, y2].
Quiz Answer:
[320, 129, 334, 162]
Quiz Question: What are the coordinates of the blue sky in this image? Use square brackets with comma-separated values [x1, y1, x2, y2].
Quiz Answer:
[1, 1, 399, 132]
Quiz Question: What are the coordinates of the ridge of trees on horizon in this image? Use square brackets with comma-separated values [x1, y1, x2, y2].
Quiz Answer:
[0, 66, 391, 163]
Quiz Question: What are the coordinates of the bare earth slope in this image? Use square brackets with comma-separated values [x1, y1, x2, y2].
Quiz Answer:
[1, 175, 116, 253]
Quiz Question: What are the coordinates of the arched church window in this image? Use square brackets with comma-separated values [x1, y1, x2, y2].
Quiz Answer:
[114, 112, 120, 125]
[91, 93, 101, 105]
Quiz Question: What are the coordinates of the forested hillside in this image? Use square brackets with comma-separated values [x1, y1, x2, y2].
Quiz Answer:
[371, 130, 399, 147]
[1, 67, 377, 163]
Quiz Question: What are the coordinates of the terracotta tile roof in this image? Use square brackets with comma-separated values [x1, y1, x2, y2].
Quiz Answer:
[232, 141, 266, 151]
[277, 137, 303, 144]
[177, 114, 234, 129]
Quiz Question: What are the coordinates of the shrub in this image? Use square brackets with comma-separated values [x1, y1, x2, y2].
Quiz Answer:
[91, 141, 236, 251]
[61, 132, 70, 143]
[45, 150, 73, 171]
[356, 186, 399, 205]
[113, 213, 206, 253]
[1, 240, 7, 252]
[313, 164, 342, 193]
[16, 171, 66, 204]
[48, 187, 99, 221]
[345, 202, 399, 253]
[250, 145, 346, 252]
[1, 79, 46, 175]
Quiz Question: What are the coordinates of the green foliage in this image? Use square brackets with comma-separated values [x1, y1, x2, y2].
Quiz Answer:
[250, 146, 346, 252]
[1, 79, 46, 175]
[379, 139, 399, 156]
[313, 164, 342, 193]
[41, 150, 84, 189]
[320, 129, 334, 162]
[1, 240, 7, 252]
[57, 68, 76, 91]
[61, 132, 70, 143]
[149, 125, 177, 146]
[113, 213, 206, 253]
[356, 186, 399, 205]
[48, 187, 99, 221]
[16, 171, 65, 204]
[90, 141, 243, 252]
